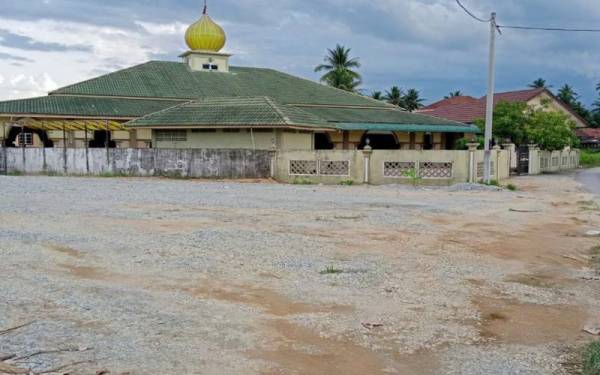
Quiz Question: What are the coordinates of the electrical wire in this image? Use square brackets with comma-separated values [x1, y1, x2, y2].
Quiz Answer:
[497, 24, 600, 33]
[455, 0, 491, 23]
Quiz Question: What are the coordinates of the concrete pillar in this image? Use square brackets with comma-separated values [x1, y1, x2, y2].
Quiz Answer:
[493, 145, 501, 181]
[528, 144, 539, 175]
[269, 148, 277, 179]
[362, 144, 373, 184]
[467, 142, 479, 183]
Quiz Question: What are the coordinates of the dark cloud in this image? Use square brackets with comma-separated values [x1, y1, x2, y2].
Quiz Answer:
[0, 29, 92, 52]
[0, 51, 34, 63]
[0, 0, 599, 104]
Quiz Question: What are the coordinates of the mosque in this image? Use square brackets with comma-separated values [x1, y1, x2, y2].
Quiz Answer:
[0, 3, 478, 152]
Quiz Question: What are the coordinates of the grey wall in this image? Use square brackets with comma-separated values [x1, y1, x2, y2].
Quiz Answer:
[2, 148, 272, 179]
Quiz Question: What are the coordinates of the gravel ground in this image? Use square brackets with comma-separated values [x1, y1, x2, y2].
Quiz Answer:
[0, 175, 598, 374]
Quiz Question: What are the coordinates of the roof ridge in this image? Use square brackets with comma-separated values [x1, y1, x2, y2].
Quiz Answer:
[263, 96, 292, 125]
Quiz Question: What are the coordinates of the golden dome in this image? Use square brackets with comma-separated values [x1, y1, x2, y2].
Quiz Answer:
[185, 6, 226, 52]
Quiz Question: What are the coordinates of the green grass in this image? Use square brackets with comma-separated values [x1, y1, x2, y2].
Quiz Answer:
[7, 170, 23, 176]
[582, 341, 600, 375]
[97, 171, 129, 178]
[292, 178, 315, 185]
[481, 179, 500, 187]
[506, 183, 517, 191]
[581, 150, 600, 168]
[320, 266, 343, 275]
[339, 180, 354, 186]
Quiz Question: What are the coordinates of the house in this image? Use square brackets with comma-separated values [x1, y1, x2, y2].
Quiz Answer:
[0, 5, 478, 153]
[576, 128, 600, 149]
[417, 88, 590, 129]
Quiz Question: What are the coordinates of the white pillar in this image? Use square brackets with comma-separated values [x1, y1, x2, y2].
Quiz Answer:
[467, 142, 479, 183]
[362, 145, 372, 184]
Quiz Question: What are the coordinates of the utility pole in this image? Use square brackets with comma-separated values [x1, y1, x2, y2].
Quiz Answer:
[483, 12, 497, 184]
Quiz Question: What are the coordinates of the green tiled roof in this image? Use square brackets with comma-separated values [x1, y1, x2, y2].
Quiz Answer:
[298, 106, 468, 126]
[0, 95, 184, 118]
[125, 97, 331, 128]
[51, 61, 390, 107]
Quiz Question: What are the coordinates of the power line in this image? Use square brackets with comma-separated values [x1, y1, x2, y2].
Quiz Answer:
[455, 0, 600, 33]
[497, 24, 600, 33]
[455, 0, 491, 23]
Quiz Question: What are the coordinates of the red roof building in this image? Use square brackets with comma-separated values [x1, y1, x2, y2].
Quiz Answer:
[417, 88, 590, 129]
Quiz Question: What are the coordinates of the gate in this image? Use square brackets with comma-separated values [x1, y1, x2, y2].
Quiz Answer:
[516, 146, 529, 175]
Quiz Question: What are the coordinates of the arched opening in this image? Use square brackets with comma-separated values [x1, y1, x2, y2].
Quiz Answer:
[4, 127, 53, 147]
[89, 130, 116, 148]
[314, 132, 334, 150]
[358, 132, 399, 150]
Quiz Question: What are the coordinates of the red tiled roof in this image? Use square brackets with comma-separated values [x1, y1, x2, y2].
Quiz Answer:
[418, 88, 584, 125]
[423, 96, 479, 110]
[576, 127, 600, 140]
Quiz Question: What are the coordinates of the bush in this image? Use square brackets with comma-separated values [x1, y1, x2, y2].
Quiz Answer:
[581, 150, 600, 168]
[506, 183, 517, 191]
[583, 341, 600, 375]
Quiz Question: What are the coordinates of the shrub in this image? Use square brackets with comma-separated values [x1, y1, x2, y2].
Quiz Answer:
[403, 168, 422, 188]
[506, 183, 517, 191]
[339, 180, 354, 186]
[581, 150, 600, 168]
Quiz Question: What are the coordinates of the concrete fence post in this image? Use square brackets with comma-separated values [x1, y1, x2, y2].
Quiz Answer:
[362, 145, 372, 184]
[269, 149, 277, 179]
[528, 144, 538, 175]
[467, 143, 479, 183]
[493, 145, 501, 181]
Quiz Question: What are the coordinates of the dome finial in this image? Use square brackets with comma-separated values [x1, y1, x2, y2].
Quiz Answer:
[185, 0, 226, 52]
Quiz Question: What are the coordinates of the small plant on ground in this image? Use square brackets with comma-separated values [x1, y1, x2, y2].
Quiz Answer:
[482, 179, 500, 186]
[403, 168, 422, 188]
[292, 178, 314, 185]
[339, 180, 354, 186]
[582, 341, 600, 375]
[506, 183, 517, 191]
[7, 170, 23, 176]
[320, 266, 343, 275]
[98, 171, 129, 178]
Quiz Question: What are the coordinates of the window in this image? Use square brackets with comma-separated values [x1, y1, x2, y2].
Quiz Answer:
[18, 133, 33, 146]
[202, 64, 219, 71]
[155, 130, 187, 142]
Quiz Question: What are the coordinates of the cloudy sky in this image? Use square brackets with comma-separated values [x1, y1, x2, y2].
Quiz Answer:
[0, 0, 599, 105]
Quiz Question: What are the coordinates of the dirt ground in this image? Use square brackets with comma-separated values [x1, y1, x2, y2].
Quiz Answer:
[0, 173, 599, 374]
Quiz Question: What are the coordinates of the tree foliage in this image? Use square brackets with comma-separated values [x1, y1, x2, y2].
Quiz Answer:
[315, 45, 361, 92]
[403, 88, 425, 112]
[475, 101, 577, 150]
[445, 90, 463, 99]
[384, 86, 404, 106]
[371, 91, 383, 100]
[529, 78, 551, 89]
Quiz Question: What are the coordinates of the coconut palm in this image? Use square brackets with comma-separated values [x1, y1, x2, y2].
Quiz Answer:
[315, 45, 361, 91]
[402, 88, 425, 112]
[528, 78, 551, 89]
[371, 91, 383, 100]
[557, 84, 577, 105]
[444, 90, 463, 99]
[384, 86, 404, 106]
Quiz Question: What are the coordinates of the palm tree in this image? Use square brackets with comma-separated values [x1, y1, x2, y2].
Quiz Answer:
[557, 84, 577, 105]
[444, 90, 463, 99]
[315, 45, 361, 92]
[384, 86, 404, 106]
[528, 78, 551, 89]
[402, 88, 425, 112]
[371, 91, 383, 100]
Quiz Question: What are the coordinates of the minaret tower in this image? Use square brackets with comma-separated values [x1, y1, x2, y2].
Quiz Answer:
[180, 1, 231, 72]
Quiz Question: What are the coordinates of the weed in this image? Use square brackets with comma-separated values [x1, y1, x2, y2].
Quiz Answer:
[98, 171, 129, 178]
[579, 200, 600, 211]
[339, 180, 354, 186]
[7, 170, 23, 176]
[506, 183, 517, 191]
[582, 341, 600, 375]
[320, 266, 343, 275]
[292, 178, 314, 185]
[482, 179, 500, 186]
[403, 168, 422, 188]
